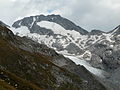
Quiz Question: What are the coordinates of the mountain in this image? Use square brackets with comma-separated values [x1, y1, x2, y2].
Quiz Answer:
[11, 14, 119, 59]
[12, 14, 88, 35]
[11, 14, 120, 90]
[0, 22, 106, 89]
[11, 14, 120, 70]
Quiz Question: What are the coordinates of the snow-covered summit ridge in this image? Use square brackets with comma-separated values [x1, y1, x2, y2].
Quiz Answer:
[11, 15, 120, 88]
[11, 14, 120, 60]
[12, 14, 88, 35]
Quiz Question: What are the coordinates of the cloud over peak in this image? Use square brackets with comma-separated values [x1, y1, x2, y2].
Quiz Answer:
[0, 0, 120, 31]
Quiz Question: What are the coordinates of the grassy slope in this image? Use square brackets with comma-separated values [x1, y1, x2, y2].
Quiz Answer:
[0, 69, 43, 90]
[0, 27, 83, 90]
[0, 79, 16, 90]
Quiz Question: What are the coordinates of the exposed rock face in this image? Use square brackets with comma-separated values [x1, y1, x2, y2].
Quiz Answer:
[11, 14, 120, 89]
[12, 15, 89, 55]
[0, 25, 14, 39]
[65, 43, 84, 54]
[11, 15, 120, 71]
[0, 23, 106, 90]
[13, 14, 88, 35]
[90, 54, 104, 69]
[89, 29, 105, 35]
[87, 41, 120, 71]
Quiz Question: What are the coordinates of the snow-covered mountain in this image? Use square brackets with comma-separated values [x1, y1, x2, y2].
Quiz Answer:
[0, 20, 107, 90]
[11, 15, 118, 54]
[1, 14, 119, 90]
[12, 15, 88, 55]
[11, 14, 120, 72]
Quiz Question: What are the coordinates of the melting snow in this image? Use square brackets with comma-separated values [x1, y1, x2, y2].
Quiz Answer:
[11, 20, 115, 59]
[64, 55, 108, 78]
[37, 21, 81, 37]
[102, 33, 113, 42]
[11, 20, 112, 79]
[37, 21, 83, 48]
[79, 50, 92, 61]
[10, 26, 30, 37]
[30, 17, 36, 28]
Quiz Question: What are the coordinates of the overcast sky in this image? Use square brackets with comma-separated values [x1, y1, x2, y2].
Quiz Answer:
[0, 0, 120, 31]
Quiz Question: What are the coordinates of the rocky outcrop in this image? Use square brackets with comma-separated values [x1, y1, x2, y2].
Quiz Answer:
[89, 29, 105, 35]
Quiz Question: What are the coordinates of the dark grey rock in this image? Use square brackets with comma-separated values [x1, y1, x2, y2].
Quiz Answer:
[90, 54, 104, 69]
[89, 29, 105, 35]
[65, 43, 83, 55]
[12, 14, 88, 35]
[31, 23, 54, 35]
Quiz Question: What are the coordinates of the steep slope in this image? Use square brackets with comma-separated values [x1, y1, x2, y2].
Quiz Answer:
[12, 14, 89, 55]
[108, 25, 120, 36]
[0, 23, 106, 89]
[0, 21, 9, 27]
[11, 15, 120, 70]
[0, 69, 43, 90]
[85, 25, 120, 71]
[11, 14, 120, 90]
[12, 14, 118, 56]
[0, 80, 17, 90]
[12, 14, 88, 35]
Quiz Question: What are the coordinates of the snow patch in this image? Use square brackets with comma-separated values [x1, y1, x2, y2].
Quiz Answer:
[37, 21, 83, 49]
[30, 17, 36, 28]
[102, 33, 113, 42]
[10, 26, 30, 37]
[79, 50, 92, 61]
[64, 55, 108, 78]
[37, 21, 81, 37]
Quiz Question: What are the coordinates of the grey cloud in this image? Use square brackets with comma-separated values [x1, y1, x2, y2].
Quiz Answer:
[0, 0, 120, 31]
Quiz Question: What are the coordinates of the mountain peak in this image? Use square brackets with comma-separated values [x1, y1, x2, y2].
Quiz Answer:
[12, 14, 88, 35]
